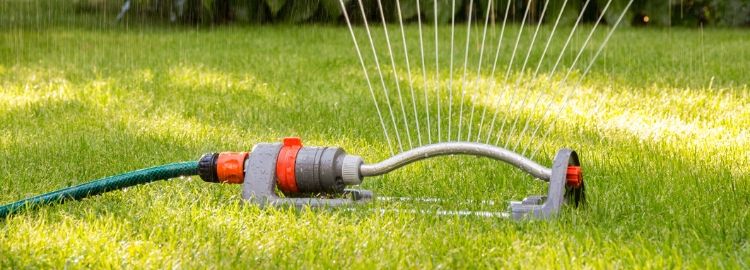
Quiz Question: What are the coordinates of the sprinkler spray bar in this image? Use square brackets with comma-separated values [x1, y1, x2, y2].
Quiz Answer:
[358, 142, 551, 180]
[0, 137, 584, 220]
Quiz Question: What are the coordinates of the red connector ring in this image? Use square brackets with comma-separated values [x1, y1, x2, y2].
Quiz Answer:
[276, 137, 303, 193]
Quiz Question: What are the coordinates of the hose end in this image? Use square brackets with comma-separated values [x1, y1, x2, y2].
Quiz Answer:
[199, 153, 219, 183]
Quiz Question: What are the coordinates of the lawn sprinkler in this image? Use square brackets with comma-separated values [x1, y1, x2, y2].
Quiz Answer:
[0, 137, 584, 220]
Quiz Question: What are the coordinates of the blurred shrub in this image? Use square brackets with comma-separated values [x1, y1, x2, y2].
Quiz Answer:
[630, 0, 750, 27]
[711, 0, 750, 26]
[73, 0, 122, 13]
[74, 0, 750, 27]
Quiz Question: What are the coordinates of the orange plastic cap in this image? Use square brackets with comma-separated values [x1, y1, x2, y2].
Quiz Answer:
[566, 166, 583, 188]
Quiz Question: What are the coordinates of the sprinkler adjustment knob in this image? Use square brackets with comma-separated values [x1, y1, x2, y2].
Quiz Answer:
[341, 155, 363, 185]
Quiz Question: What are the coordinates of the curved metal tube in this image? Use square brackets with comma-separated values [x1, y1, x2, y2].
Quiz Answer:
[360, 142, 552, 181]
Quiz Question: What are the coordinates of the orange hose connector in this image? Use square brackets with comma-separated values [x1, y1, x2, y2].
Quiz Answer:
[216, 152, 248, 184]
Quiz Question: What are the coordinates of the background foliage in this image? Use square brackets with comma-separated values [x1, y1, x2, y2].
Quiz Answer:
[78, 0, 750, 27]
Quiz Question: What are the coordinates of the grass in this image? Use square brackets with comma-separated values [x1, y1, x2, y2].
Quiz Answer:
[1, 3, 750, 269]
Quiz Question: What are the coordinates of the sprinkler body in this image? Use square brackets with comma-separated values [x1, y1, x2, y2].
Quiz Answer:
[198, 137, 585, 220]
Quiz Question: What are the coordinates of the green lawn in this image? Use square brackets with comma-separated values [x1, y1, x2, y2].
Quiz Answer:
[1, 6, 749, 269]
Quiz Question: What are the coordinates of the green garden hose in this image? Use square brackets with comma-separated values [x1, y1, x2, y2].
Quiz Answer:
[0, 161, 199, 219]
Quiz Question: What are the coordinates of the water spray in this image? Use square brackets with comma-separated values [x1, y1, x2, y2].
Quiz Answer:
[0, 137, 584, 220]
[0, 0, 636, 222]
